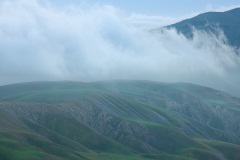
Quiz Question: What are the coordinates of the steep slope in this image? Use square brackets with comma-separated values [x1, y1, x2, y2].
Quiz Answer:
[0, 80, 240, 160]
[164, 8, 240, 49]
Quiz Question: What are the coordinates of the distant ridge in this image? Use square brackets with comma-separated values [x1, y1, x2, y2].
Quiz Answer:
[164, 8, 240, 49]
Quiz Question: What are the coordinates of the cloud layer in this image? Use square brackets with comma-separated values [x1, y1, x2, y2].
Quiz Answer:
[0, 0, 240, 96]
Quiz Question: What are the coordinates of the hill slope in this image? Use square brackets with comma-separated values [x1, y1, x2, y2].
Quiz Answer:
[165, 8, 240, 49]
[0, 80, 240, 160]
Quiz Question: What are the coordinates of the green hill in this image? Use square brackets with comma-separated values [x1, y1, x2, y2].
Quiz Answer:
[0, 80, 240, 160]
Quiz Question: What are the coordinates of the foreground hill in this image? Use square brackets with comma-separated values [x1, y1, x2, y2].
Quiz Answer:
[165, 8, 240, 49]
[0, 80, 240, 160]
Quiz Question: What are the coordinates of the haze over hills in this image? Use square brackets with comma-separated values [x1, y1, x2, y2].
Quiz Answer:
[0, 1, 240, 98]
[165, 8, 240, 49]
[1, 80, 240, 160]
[1, 2, 240, 160]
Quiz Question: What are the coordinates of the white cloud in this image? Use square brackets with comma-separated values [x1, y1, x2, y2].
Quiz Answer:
[0, 0, 240, 97]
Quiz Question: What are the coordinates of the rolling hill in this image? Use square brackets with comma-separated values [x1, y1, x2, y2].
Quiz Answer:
[0, 80, 240, 160]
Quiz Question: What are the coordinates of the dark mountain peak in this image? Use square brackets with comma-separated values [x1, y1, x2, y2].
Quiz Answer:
[224, 7, 240, 16]
[164, 8, 240, 49]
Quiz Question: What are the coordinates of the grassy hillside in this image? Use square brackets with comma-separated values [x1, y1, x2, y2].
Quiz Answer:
[0, 80, 240, 160]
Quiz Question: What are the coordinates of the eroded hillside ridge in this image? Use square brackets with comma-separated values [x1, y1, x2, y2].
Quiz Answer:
[0, 81, 240, 160]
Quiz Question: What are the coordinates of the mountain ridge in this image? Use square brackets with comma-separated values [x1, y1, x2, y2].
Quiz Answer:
[163, 8, 240, 49]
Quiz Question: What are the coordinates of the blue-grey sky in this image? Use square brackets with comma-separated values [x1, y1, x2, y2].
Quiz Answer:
[49, 0, 240, 16]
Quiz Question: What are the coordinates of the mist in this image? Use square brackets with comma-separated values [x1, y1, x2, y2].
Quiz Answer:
[0, 0, 240, 97]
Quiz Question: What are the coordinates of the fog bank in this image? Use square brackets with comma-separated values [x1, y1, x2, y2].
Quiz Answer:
[0, 0, 240, 96]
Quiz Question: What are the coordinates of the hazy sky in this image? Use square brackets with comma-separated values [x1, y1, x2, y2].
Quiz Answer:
[49, 0, 240, 16]
[46, 0, 240, 28]
[0, 0, 240, 97]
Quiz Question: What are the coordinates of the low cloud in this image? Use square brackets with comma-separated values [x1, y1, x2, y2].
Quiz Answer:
[0, 0, 240, 96]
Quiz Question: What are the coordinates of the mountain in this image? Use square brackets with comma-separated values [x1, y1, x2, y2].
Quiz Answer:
[0, 80, 240, 160]
[165, 8, 240, 49]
